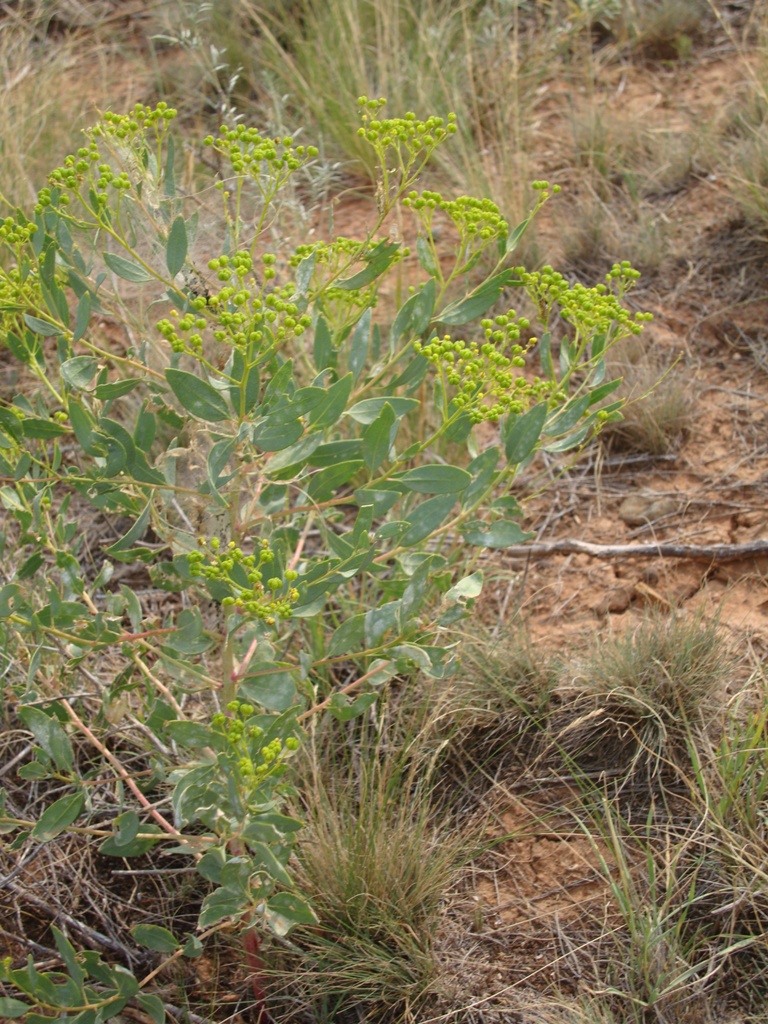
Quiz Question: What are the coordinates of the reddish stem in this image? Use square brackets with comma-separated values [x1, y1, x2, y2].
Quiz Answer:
[242, 924, 273, 1023]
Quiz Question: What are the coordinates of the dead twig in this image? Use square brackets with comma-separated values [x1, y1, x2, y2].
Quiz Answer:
[500, 538, 768, 562]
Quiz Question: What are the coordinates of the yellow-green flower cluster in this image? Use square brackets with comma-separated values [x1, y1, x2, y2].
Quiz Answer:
[203, 124, 318, 180]
[157, 310, 209, 355]
[356, 97, 457, 155]
[517, 263, 652, 338]
[0, 217, 38, 248]
[210, 701, 301, 788]
[38, 142, 101, 208]
[404, 190, 508, 245]
[290, 236, 404, 327]
[290, 236, 407, 274]
[188, 537, 299, 625]
[96, 102, 178, 141]
[290, 236, 366, 269]
[530, 180, 561, 198]
[0, 216, 41, 323]
[415, 312, 554, 423]
[37, 105, 176, 213]
[157, 256, 310, 355]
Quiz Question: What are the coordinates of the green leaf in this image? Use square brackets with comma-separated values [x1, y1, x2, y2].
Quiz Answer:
[131, 924, 180, 953]
[544, 393, 591, 437]
[374, 520, 408, 541]
[73, 292, 91, 343]
[68, 399, 97, 453]
[462, 520, 535, 548]
[136, 993, 166, 1024]
[559, 336, 574, 376]
[328, 613, 366, 657]
[505, 402, 547, 464]
[252, 407, 304, 451]
[437, 269, 515, 326]
[362, 402, 396, 474]
[111, 963, 140, 1001]
[239, 663, 298, 711]
[112, 810, 140, 848]
[538, 331, 554, 379]
[0, 485, 24, 512]
[462, 446, 500, 509]
[354, 484, 405, 516]
[163, 131, 176, 196]
[23, 313, 62, 337]
[309, 372, 353, 429]
[401, 555, 435, 619]
[505, 215, 533, 255]
[249, 841, 292, 885]
[165, 721, 214, 747]
[105, 502, 151, 555]
[207, 436, 236, 497]
[0, 582, 19, 617]
[542, 421, 591, 453]
[445, 571, 484, 602]
[444, 410, 472, 443]
[391, 278, 436, 342]
[0, 998, 30, 1018]
[103, 251, 154, 282]
[389, 353, 429, 390]
[400, 494, 456, 546]
[400, 464, 471, 494]
[61, 355, 98, 390]
[348, 308, 371, 383]
[166, 216, 188, 277]
[313, 315, 334, 371]
[18, 706, 74, 772]
[337, 241, 399, 290]
[264, 892, 318, 937]
[182, 935, 204, 958]
[267, 432, 323, 474]
[19, 418, 66, 439]
[165, 368, 230, 422]
[99, 824, 164, 857]
[31, 791, 84, 842]
[92, 378, 143, 400]
[416, 235, 439, 277]
[53, 926, 86, 988]
[295, 252, 316, 296]
[307, 460, 363, 502]
[328, 691, 378, 722]
[164, 607, 212, 655]
[346, 396, 419, 425]
[198, 887, 245, 927]
[294, 386, 326, 417]
[588, 377, 623, 405]
[309, 439, 363, 467]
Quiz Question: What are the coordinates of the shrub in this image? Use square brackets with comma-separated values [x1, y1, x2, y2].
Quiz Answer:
[0, 97, 649, 1019]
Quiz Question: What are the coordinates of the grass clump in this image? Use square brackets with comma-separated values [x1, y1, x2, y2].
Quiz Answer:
[555, 682, 768, 1022]
[607, 0, 711, 61]
[441, 626, 558, 771]
[552, 613, 735, 778]
[266, 715, 464, 1022]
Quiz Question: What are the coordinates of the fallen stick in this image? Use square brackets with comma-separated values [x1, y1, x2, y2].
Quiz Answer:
[499, 538, 768, 562]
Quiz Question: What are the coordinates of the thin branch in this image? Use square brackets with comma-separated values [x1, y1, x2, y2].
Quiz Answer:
[62, 700, 180, 839]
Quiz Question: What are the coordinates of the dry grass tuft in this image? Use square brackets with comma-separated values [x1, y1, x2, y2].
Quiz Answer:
[549, 613, 735, 779]
[602, 345, 696, 455]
